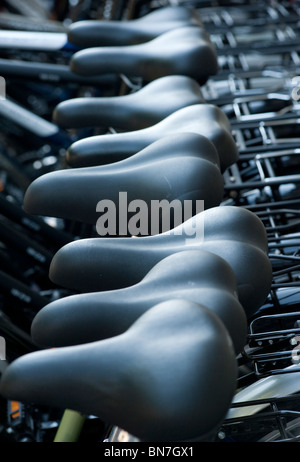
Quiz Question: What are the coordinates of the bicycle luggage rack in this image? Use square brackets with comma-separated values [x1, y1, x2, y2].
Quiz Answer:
[216, 394, 300, 442]
[196, 1, 300, 29]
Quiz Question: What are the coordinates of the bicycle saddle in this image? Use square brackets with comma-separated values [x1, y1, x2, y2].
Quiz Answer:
[0, 299, 237, 442]
[48, 206, 272, 317]
[53, 75, 205, 130]
[23, 133, 224, 226]
[68, 7, 204, 47]
[66, 104, 238, 172]
[31, 249, 247, 354]
[70, 27, 218, 85]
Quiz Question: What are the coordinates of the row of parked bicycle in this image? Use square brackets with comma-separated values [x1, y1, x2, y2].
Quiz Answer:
[0, 0, 299, 443]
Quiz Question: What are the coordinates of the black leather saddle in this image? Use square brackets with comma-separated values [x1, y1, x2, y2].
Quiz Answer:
[68, 6, 204, 47]
[53, 75, 205, 131]
[66, 104, 238, 172]
[0, 299, 237, 442]
[48, 206, 272, 317]
[31, 249, 247, 354]
[70, 26, 218, 85]
[23, 133, 224, 227]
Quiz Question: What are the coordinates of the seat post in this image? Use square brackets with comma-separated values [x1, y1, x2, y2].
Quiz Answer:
[54, 409, 86, 442]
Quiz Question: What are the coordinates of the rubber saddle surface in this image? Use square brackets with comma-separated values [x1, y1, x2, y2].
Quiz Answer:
[70, 27, 218, 85]
[68, 6, 204, 47]
[53, 75, 205, 131]
[66, 104, 238, 172]
[31, 249, 248, 354]
[24, 133, 224, 227]
[48, 206, 272, 317]
[0, 299, 237, 442]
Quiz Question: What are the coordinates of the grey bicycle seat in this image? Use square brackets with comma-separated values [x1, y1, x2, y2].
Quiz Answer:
[0, 299, 237, 442]
[68, 6, 204, 47]
[31, 249, 247, 354]
[23, 133, 224, 226]
[53, 75, 205, 130]
[48, 206, 272, 317]
[66, 104, 238, 172]
[70, 27, 218, 85]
